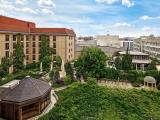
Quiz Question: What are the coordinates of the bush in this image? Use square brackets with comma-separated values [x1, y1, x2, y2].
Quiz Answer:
[64, 75, 72, 85]
[39, 83, 160, 120]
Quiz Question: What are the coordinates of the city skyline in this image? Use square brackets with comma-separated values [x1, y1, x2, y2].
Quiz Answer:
[0, 0, 160, 37]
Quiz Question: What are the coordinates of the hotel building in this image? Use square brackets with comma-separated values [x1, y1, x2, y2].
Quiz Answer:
[0, 16, 76, 72]
[134, 36, 160, 60]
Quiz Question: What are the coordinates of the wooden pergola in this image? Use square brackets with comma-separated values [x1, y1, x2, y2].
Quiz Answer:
[144, 76, 156, 89]
[0, 77, 51, 120]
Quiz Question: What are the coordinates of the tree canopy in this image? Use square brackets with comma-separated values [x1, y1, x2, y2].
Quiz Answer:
[13, 34, 25, 72]
[121, 49, 132, 71]
[75, 47, 107, 79]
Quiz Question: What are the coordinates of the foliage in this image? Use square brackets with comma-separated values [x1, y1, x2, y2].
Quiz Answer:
[55, 56, 62, 69]
[121, 49, 132, 71]
[49, 67, 60, 82]
[39, 35, 54, 70]
[39, 83, 160, 120]
[64, 62, 74, 80]
[75, 47, 107, 79]
[25, 62, 39, 70]
[146, 60, 157, 71]
[13, 35, 25, 72]
[86, 77, 97, 85]
[114, 56, 122, 70]
[103, 67, 119, 80]
[64, 75, 72, 85]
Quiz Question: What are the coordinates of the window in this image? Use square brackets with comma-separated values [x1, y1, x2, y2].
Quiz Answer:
[26, 49, 29, 54]
[53, 36, 56, 41]
[5, 43, 9, 50]
[13, 43, 16, 49]
[33, 48, 36, 54]
[39, 42, 41, 47]
[53, 43, 56, 48]
[53, 49, 56, 54]
[32, 35, 36, 41]
[13, 35, 16, 41]
[5, 35, 9, 41]
[32, 55, 36, 60]
[32, 42, 36, 47]
[26, 42, 29, 47]
[21, 35, 24, 41]
[26, 55, 29, 60]
[5, 51, 9, 57]
[26, 35, 29, 41]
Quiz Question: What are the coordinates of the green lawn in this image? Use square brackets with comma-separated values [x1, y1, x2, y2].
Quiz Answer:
[39, 83, 160, 120]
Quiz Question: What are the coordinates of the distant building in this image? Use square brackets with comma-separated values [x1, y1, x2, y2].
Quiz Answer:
[75, 40, 97, 59]
[134, 35, 160, 60]
[96, 34, 120, 48]
[119, 51, 150, 70]
[77, 36, 94, 42]
[120, 37, 134, 50]
[99, 46, 124, 57]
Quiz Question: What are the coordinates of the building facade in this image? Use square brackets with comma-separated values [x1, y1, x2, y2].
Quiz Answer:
[120, 37, 134, 50]
[133, 36, 160, 60]
[96, 34, 120, 48]
[0, 16, 76, 72]
[119, 51, 150, 70]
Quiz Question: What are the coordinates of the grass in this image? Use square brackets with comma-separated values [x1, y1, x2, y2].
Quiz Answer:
[39, 83, 160, 120]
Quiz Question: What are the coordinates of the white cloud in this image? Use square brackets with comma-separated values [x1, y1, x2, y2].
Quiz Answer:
[122, 0, 134, 7]
[140, 16, 152, 20]
[114, 22, 131, 27]
[0, 0, 37, 14]
[42, 8, 54, 15]
[38, 0, 56, 8]
[16, 0, 27, 5]
[96, 0, 134, 7]
[142, 26, 152, 32]
[140, 15, 160, 20]
[21, 8, 37, 14]
[95, 0, 118, 4]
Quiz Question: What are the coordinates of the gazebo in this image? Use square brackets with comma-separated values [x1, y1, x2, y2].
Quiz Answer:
[0, 76, 51, 120]
[144, 76, 157, 89]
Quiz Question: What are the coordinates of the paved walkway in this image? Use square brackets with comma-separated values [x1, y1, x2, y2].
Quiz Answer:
[98, 80, 133, 89]
[29, 90, 58, 120]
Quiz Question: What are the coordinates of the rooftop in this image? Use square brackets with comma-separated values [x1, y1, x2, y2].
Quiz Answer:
[1, 76, 51, 103]
[0, 16, 75, 35]
[119, 51, 149, 56]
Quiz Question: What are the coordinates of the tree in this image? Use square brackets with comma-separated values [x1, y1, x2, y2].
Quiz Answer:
[39, 35, 53, 71]
[64, 62, 74, 80]
[114, 56, 122, 70]
[55, 56, 62, 70]
[121, 48, 132, 71]
[13, 34, 25, 72]
[49, 67, 60, 82]
[75, 47, 107, 79]
[146, 60, 157, 71]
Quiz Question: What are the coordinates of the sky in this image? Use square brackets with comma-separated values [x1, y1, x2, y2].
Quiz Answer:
[0, 0, 160, 37]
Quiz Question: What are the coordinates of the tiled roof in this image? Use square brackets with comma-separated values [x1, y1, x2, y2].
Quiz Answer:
[0, 16, 75, 35]
[31, 28, 75, 35]
[1, 77, 51, 103]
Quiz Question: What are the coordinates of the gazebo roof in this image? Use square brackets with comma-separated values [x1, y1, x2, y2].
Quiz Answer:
[1, 76, 51, 103]
[144, 76, 156, 83]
